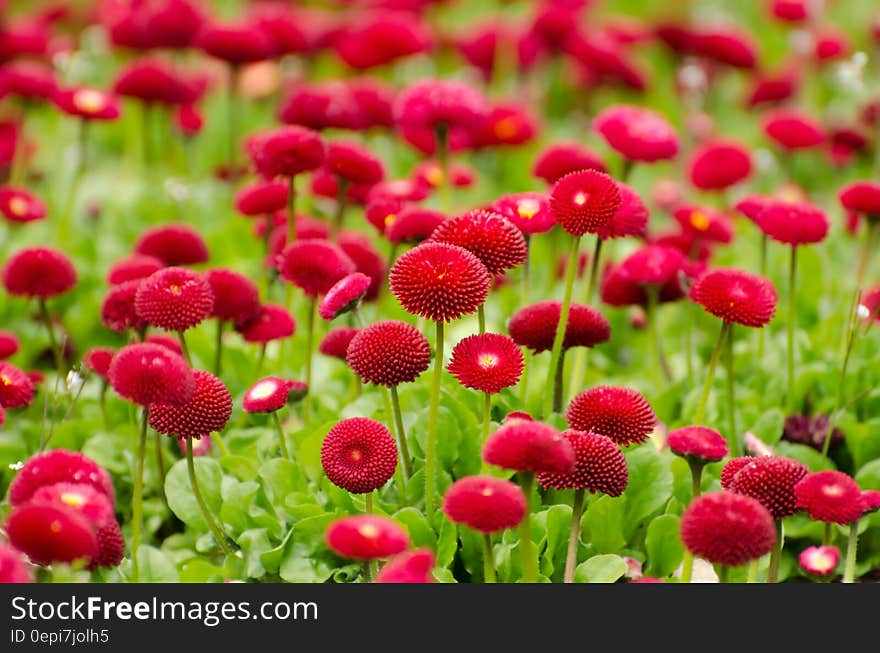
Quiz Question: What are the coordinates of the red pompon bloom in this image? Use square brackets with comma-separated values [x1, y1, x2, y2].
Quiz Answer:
[536, 430, 628, 495]
[324, 141, 385, 185]
[2, 247, 76, 298]
[428, 209, 527, 275]
[508, 301, 611, 353]
[319, 273, 371, 321]
[204, 268, 260, 325]
[673, 205, 734, 244]
[470, 102, 539, 149]
[734, 194, 773, 224]
[798, 545, 839, 577]
[196, 21, 273, 64]
[83, 347, 115, 382]
[150, 370, 232, 439]
[566, 386, 656, 447]
[688, 140, 752, 191]
[0, 544, 32, 583]
[0, 361, 34, 409]
[726, 455, 809, 520]
[771, 0, 811, 22]
[106, 254, 164, 285]
[680, 491, 776, 567]
[442, 476, 527, 533]
[376, 548, 436, 583]
[720, 457, 755, 490]
[174, 104, 203, 137]
[693, 27, 757, 69]
[112, 58, 192, 105]
[0, 186, 46, 223]
[746, 68, 799, 108]
[345, 320, 431, 387]
[532, 141, 608, 185]
[862, 490, 880, 515]
[390, 242, 490, 322]
[596, 183, 648, 240]
[234, 179, 289, 216]
[144, 334, 183, 356]
[550, 170, 622, 237]
[107, 343, 194, 407]
[795, 470, 864, 524]
[334, 12, 431, 70]
[617, 244, 686, 288]
[668, 426, 729, 464]
[101, 280, 147, 333]
[593, 105, 679, 162]
[325, 515, 409, 560]
[0, 330, 20, 359]
[133, 223, 209, 266]
[689, 268, 778, 328]
[386, 207, 447, 244]
[0, 61, 57, 101]
[482, 420, 575, 474]
[763, 109, 825, 149]
[491, 192, 554, 236]
[28, 482, 114, 530]
[337, 233, 386, 303]
[321, 417, 398, 494]
[447, 333, 523, 394]
[8, 449, 115, 506]
[4, 504, 98, 566]
[93, 520, 125, 569]
[53, 87, 120, 121]
[236, 304, 296, 343]
[839, 181, 880, 218]
[319, 327, 359, 360]
[248, 125, 325, 179]
[135, 267, 214, 332]
[242, 376, 298, 413]
[279, 239, 355, 298]
[756, 200, 829, 246]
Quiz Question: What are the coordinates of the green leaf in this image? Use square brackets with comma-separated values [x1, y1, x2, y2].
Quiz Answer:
[393, 507, 435, 549]
[134, 545, 179, 582]
[574, 554, 627, 583]
[259, 458, 306, 510]
[855, 459, 880, 490]
[436, 518, 458, 568]
[583, 495, 626, 553]
[749, 408, 786, 445]
[218, 455, 260, 481]
[164, 457, 223, 530]
[179, 558, 226, 583]
[238, 528, 274, 579]
[622, 447, 674, 539]
[220, 480, 259, 535]
[645, 514, 683, 578]
[774, 442, 835, 472]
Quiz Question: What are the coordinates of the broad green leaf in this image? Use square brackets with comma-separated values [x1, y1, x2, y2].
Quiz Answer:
[855, 459, 880, 490]
[164, 457, 223, 530]
[774, 442, 835, 472]
[238, 528, 274, 579]
[135, 545, 179, 583]
[393, 507, 435, 549]
[437, 518, 458, 568]
[218, 455, 260, 481]
[179, 558, 226, 583]
[622, 447, 674, 538]
[645, 514, 682, 578]
[583, 495, 626, 553]
[220, 480, 259, 535]
[749, 408, 786, 445]
[259, 458, 305, 510]
[574, 554, 627, 583]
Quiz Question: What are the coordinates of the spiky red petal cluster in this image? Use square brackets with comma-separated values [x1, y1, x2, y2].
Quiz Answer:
[2, 247, 76, 298]
[428, 209, 527, 275]
[375, 548, 436, 583]
[442, 476, 527, 533]
[134, 223, 209, 266]
[566, 386, 656, 447]
[319, 327, 359, 360]
[242, 377, 298, 413]
[727, 456, 809, 519]
[446, 333, 523, 394]
[135, 267, 214, 332]
[507, 300, 611, 353]
[106, 254, 164, 285]
[667, 426, 729, 463]
[9, 449, 115, 506]
[345, 320, 431, 387]
[794, 470, 864, 524]
[93, 520, 125, 569]
[532, 141, 608, 184]
[248, 125, 325, 179]
[279, 239, 355, 298]
[593, 105, 680, 162]
[236, 303, 296, 343]
[107, 343, 194, 407]
[482, 420, 575, 474]
[689, 267, 778, 328]
[325, 515, 410, 560]
[550, 170, 622, 237]
[321, 417, 398, 494]
[0, 361, 35, 409]
[596, 183, 649, 240]
[324, 141, 385, 185]
[101, 280, 147, 333]
[204, 268, 260, 324]
[385, 207, 447, 244]
[150, 370, 232, 439]
[720, 457, 754, 490]
[756, 200, 829, 246]
[536, 430, 628, 495]
[319, 273, 371, 321]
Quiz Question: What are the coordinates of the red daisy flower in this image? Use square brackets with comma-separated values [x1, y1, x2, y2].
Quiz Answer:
[53, 86, 121, 121]
[680, 491, 776, 567]
[798, 545, 839, 576]
[763, 109, 825, 149]
[389, 242, 490, 322]
[0, 544, 32, 583]
[321, 417, 398, 494]
[236, 303, 296, 343]
[204, 268, 260, 325]
[794, 470, 864, 524]
[319, 326, 359, 360]
[337, 233, 386, 303]
[508, 301, 611, 353]
[756, 200, 829, 246]
[248, 125, 325, 179]
[734, 194, 773, 224]
[2, 247, 76, 298]
[693, 26, 757, 68]
[107, 343, 194, 407]
[112, 58, 192, 105]
[8, 449, 115, 506]
[28, 482, 114, 530]
[335, 12, 431, 70]
[234, 179, 289, 216]
[324, 141, 385, 186]
[727, 456, 809, 520]
[150, 370, 232, 439]
[441, 476, 527, 533]
[596, 183, 649, 240]
[325, 515, 410, 560]
[490, 192, 555, 236]
[689, 268, 778, 328]
[319, 273, 371, 321]
[106, 254, 164, 285]
[93, 520, 125, 569]
[688, 140, 752, 191]
[532, 141, 608, 185]
[196, 20, 272, 64]
[550, 170, 622, 237]
[346, 320, 431, 387]
[144, 334, 183, 356]
[0, 330, 20, 358]
[862, 490, 880, 515]
[101, 280, 147, 333]
[279, 239, 355, 298]
[428, 209, 528, 276]
[667, 426, 729, 463]
[482, 420, 575, 474]
[771, 0, 811, 22]
[386, 207, 447, 245]
[5, 504, 98, 566]
[673, 205, 735, 244]
[593, 105, 680, 162]
[566, 386, 657, 447]
[720, 456, 756, 490]
[0, 185, 46, 223]
[242, 376, 298, 413]
[83, 347, 115, 382]
[135, 267, 214, 332]
[375, 548, 436, 583]
[839, 181, 880, 218]
[617, 244, 685, 287]
[134, 223, 209, 266]
[0, 61, 57, 101]
[536, 430, 628, 496]
[446, 333, 523, 394]
[0, 361, 35, 409]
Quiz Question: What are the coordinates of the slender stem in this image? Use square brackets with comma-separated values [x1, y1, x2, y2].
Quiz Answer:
[364, 493, 377, 579]
[543, 236, 581, 418]
[518, 472, 538, 583]
[213, 320, 224, 377]
[10, 110, 27, 185]
[717, 565, 729, 584]
[521, 237, 531, 307]
[685, 304, 694, 385]
[681, 551, 694, 583]
[477, 305, 486, 334]
[382, 386, 409, 503]
[483, 534, 496, 583]
[823, 522, 833, 546]
[552, 349, 566, 414]
[186, 437, 234, 557]
[365, 491, 373, 514]
[646, 286, 672, 385]
[212, 432, 230, 457]
[746, 560, 758, 583]
[757, 233, 767, 359]
[286, 177, 297, 244]
[567, 236, 603, 400]
[842, 521, 860, 583]
[688, 461, 704, 499]
[130, 407, 149, 583]
[153, 430, 166, 506]
[767, 520, 783, 583]
[227, 64, 238, 167]
[855, 220, 878, 295]
[272, 411, 291, 460]
[425, 320, 445, 520]
[389, 385, 412, 479]
[694, 322, 731, 424]
[177, 331, 191, 365]
[38, 298, 64, 380]
[99, 381, 108, 430]
[303, 297, 316, 424]
[724, 324, 738, 456]
[57, 119, 88, 242]
[786, 246, 798, 410]
[519, 350, 531, 403]
[563, 488, 586, 583]
[255, 344, 267, 378]
[142, 102, 152, 171]
[481, 392, 492, 446]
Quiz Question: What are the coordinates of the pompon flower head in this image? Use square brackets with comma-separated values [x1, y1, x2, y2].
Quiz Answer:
[566, 386, 657, 447]
[680, 491, 776, 567]
[236, 303, 296, 343]
[756, 200, 829, 246]
[106, 254, 164, 285]
[0, 186, 46, 223]
[204, 268, 260, 325]
[135, 267, 214, 332]
[107, 343, 194, 407]
[536, 430, 629, 496]
[279, 239, 355, 298]
[442, 476, 527, 533]
[720, 457, 756, 490]
[386, 207, 447, 244]
[689, 268, 778, 328]
[53, 86, 121, 121]
[248, 125, 325, 179]
[376, 548, 436, 583]
[334, 12, 432, 70]
[0, 330, 20, 358]
[83, 347, 115, 382]
[337, 233, 386, 303]
[0, 361, 35, 409]
[321, 417, 398, 494]
[325, 515, 410, 561]
[428, 209, 527, 275]
[324, 141, 385, 186]
[345, 320, 431, 387]
[490, 192, 554, 236]
[734, 194, 773, 224]
[28, 482, 114, 530]
[319, 327, 360, 360]
[4, 504, 98, 566]
[795, 470, 864, 524]
[593, 105, 680, 162]
[447, 333, 523, 394]
[862, 490, 880, 515]
[234, 179, 289, 216]
[508, 301, 611, 353]
[101, 280, 147, 333]
[150, 370, 232, 439]
[93, 520, 125, 569]
[319, 273, 371, 321]
[2, 247, 76, 298]
[532, 141, 608, 184]
[242, 377, 299, 413]
[763, 109, 825, 150]
[596, 183, 649, 240]
[667, 426, 729, 464]
[9, 449, 115, 506]
[550, 170, 622, 237]
[0, 544, 32, 583]
[144, 334, 183, 356]
[688, 139, 752, 191]
[390, 242, 490, 322]
[482, 420, 575, 474]
[727, 456, 809, 519]
[839, 181, 880, 219]
[799, 545, 840, 577]
[134, 223, 209, 266]
[618, 244, 685, 287]
[112, 58, 192, 105]
[673, 205, 734, 244]
[196, 20, 273, 64]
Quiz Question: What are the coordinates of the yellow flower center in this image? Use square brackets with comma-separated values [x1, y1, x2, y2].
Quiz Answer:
[384, 213, 397, 227]
[821, 484, 844, 498]
[358, 523, 379, 539]
[573, 192, 588, 206]
[516, 199, 540, 219]
[8, 196, 28, 216]
[480, 487, 494, 497]
[50, 520, 63, 534]
[73, 89, 106, 114]
[690, 210, 710, 232]
[478, 354, 498, 369]
[493, 117, 518, 140]
[349, 449, 363, 463]
[60, 492, 86, 507]
[168, 284, 181, 295]
[425, 165, 444, 188]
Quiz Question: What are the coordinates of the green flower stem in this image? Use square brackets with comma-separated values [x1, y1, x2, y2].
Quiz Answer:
[757, 233, 767, 359]
[823, 522, 833, 546]
[365, 492, 373, 514]
[185, 437, 234, 557]
[646, 286, 672, 386]
[481, 392, 492, 446]
[389, 385, 413, 479]
[826, 292, 860, 458]
[688, 461, 704, 499]
[57, 119, 88, 243]
[153, 430, 167, 507]
[424, 320, 445, 520]
[568, 236, 603, 402]
[767, 520, 783, 583]
[212, 432, 230, 457]
[746, 560, 758, 583]
[519, 240, 532, 403]
[717, 565, 729, 584]
[518, 471, 538, 583]
[685, 305, 694, 386]
[477, 305, 486, 334]
[37, 298, 64, 381]
[271, 411, 291, 461]
[10, 109, 27, 185]
[255, 344, 267, 378]
[142, 102, 153, 171]
[563, 488, 586, 584]
[99, 381, 108, 430]
[552, 349, 567, 414]
[177, 331, 192, 366]
[483, 534, 496, 583]
[694, 321, 731, 424]
[381, 386, 408, 503]
[842, 521, 860, 583]
[130, 407, 149, 583]
[287, 176, 297, 244]
[303, 297, 317, 424]
[681, 551, 694, 584]
[543, 236, 581, 418]
[213, 320, 224, 377]
[724, 324, 738, 456]
[519, 349, 531, 404]
[786, 246, 798, 410]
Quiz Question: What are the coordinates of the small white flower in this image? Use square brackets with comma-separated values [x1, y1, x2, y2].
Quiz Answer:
[66, 369, 84, 394]
[857, 304, 871, 320]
